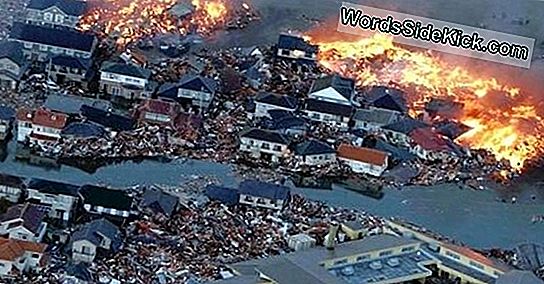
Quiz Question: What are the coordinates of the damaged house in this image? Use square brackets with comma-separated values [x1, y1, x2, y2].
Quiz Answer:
[303, 98, 353, 129]
[293, 139, 336, 167]
[99, 61, 155, 102]
[136, 98, 181, 127]
[409, 127, 465, 161]
[158, 75, 218, 110]
[0, 238, 47, 277]
[16, 108, 68, 145]
[253, 92, 298, 119]
[71, 218, 122, 263]
[25, 0, 88, 29]
[0, 41, 27, 90]
[352, 107, 400, 132]
[238, 180, 290, 211]
[26, 178, 80, 225]
[337, 143, 389, 177]
[47, 55, 93, 89]
[0, 203, 49, 242]
[79, 185, 134, 219]
[276, 34, 318, 62]
[239, 128, 290, 163]
[0, 174, 25, 203]
[308, 74, 355, 106]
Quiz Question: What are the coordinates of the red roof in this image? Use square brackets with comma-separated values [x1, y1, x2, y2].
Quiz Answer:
[442, 243, 511, 271]
[142, 99, 179, 115]
[410, 127, 451, 151]
[16, 108, 33, 122]
[0, 238, 46, 261]
[31, 108, 67, 129]
[337, 143, 388, 166]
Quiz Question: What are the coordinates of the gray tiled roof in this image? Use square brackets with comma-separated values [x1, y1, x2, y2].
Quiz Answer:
[72, 218, 121, 249]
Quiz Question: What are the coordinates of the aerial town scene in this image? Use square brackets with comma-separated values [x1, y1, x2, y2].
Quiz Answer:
[0, 0, 542, 283]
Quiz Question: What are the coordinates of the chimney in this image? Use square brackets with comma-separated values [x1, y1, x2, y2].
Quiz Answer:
[325, 221, 340, 250]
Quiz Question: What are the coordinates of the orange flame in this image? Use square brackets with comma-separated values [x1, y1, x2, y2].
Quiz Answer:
[79, 0, 230, 46]
[308, 33, 544, 171]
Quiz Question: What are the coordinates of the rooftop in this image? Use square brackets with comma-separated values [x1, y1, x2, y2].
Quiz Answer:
[0, 173, 25, 189]
[44, 94, 112, 116]
[366, 86, 408, 113]
[409, 128, 453, 152]
[305, 99, 353, 117]
[254, 92, 298, 109]
[0, 203, 48, 234]
[178, 74, 218, 93]
[337, 144, 388, 166]
[310, 75, 355, 100]
[27, 0, 87, 16]
[72, 218, 122, 251]
[353, 107, 398, 125]
[27, 178, 80, 196]
[81, 105, 134, 132]
[277, 34, 318, 54]
[50, 55, 92, 71]
[205, 185, 240, 206]
[10, 22, 95, 52]
[141, 187, 178, 217]
[0, 238, 47, 261]
[17, 108, 68, 129]
[294, 139, 335, 156]
[496, 270, 544, 284]
[238, 180, 290, 201]
[382, 118, 428, 135]
[79, 185, 133, 211]
[0, 41, 25, 66]
[240, 128, 289, 145]
[101, 61, 151, 79]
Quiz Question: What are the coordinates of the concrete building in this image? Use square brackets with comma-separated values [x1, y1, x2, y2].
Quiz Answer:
[9, 22, 96, 62]
[238, 180, 290, 211]
[276, 34, 318, 62]
[308, 75, 355, 106]
[71, 218, 122, 263]
[99, 61, 155, 101]
[303, 99, 353, 129]
[0, 238, 47, 277]
[293, 139, 336, 166]
[0, 41, 27, 90]
[25, 0, 87, 29]
[253, 92, 298, 118]
[47, 55, 93, 89]
[337, 143, 389, 177]
[0, 203, 48, 242]
[16, 108, 68, 145]
[0, 174, 25, 203]
[239, 128, 290, 162]
[26, 178, 80, 224]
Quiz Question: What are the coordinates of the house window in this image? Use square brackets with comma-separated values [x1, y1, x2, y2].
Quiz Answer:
[357, 255, 370, 261]
[334, 259, 348, 266]
[82, 245, 92, 255]
[445, 251, 461, 260]
[379, 250, 393, 257]
[44, 13, 53, 21]
[261, 143, 270, 150]
[256, 198, 266, 204]
[273, 145, 282, 152]
[469, 261, 485, 270]
[55, 14, 64, 23]
[281, 49, 290, 56]
[31, 253, 39, 258]
[401, 246, 415, 253]
[244, 196, 253, 202]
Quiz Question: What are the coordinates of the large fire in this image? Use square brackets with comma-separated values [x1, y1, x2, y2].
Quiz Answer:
[308, 33, 544, 171]
[79, 0, 230, 46]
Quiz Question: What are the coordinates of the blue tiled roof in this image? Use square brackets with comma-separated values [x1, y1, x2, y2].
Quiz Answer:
[50, 55, 92, 70]
[72, 218, 122, 251]
[178, 74, 218, 93]
[0, 105, 16, 121]
[205, 185, 240, 205]
[27, 0, 87, 16]
[44, 94, 111, 115]
[61, 122, 106, 138]
[10, 22, 95, 52]
[366, 86, 408, 113]
[294, 139, 335, 156]
[382, 118, 428, 134]
[273, 116, 308, 131]
[277, 34, 318, 54]
[310, 75, 355, 101]
[81, 105, 134, 132]
[375, 139, 416, 161]
[238, 180, 290, 201]
[101, 61, 151, 79]
[255, 92, 298, 109]
[304, 98, 353, 117]
[0, 41, 25, 66]
[240, 128, 289, 144]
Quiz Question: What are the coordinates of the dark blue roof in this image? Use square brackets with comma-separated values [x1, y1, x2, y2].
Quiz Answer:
[27, 0, 87, 16]
[277, 34, 318, 54]
[294, 139, 334, 156]
[382, 118, 428, 134]
[157, 82, 179, 98]
[50, 55, 92, 70]
[72, 218, 122, 251]
[81, 105, 134, 131]
[141, 187, 178, 216]
[310, 75, 355, 100]
[273, 116, 308, 131]
[366, 86, 408, 113]
[255, 92, 298, 109]
[61, 122, 106, 138]
[374, 139, 416, 161]
[205, 185, 240, 206]
[10, 22, 95, 52]
[27, 178, 80, 196]
[238, 180, 290, 201]
[0, 41, 25, 66]
[80, 185, 132, 211]
[65, 263, 93, 282]
[178, 75, 218, 93]
[304, 98, 353, 117]
[101, 61, 151, 79]
[240, 128, 289, 144]
[0, 105, 16, 121]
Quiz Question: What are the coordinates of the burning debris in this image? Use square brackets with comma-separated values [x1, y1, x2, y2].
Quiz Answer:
[307, 33, 544, 172]
[78, 0, 258, 46]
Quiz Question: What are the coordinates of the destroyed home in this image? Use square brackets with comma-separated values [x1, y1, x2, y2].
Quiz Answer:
[205, 185, 240, 206]
[0, 203, 48, 242]
[9, 22, 96, 61]
[270, 112, 309, 136]
[61, 122, 106, 139]
[70, 218, 122, 263]
[303, 98, 353, 129]
[99, 61, 155, 101]
[365, 86, 409, 114]
[0, 41, 27, 90]
[424, 98, 464, 120]
[79, 185, 133, 218]
[308, 74, 355, 106]
[47, 55, 93, 89]
[253, 92, 298, 118]
[80, 105, 134, 132]
[239, 128, 290, 162]
[352, 107, 400, 132]
[276, 34, 318, 62]
[43, 94, 112, 117]
[0, 105, 15, 140]
[0, 173, 25, 203]
[16, 108, 68, 145]
[341, 219, 368, 240]
[287, 233, 317, 251]
[238, 180, 290, 210]
[0, 238, 47, 277]
[140, 186, 178, 217]
[293, 139, 336, 166]
[158, 74, 218, 110]
[25, 0, 88, 29]
[382, 118, 429, 146]
[26, 178, 80, 224]
[337, 143, 389, 177]
[409, 127, 463, 161]
[136, 98, 181, 126]
[62, 262, 94, 284]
